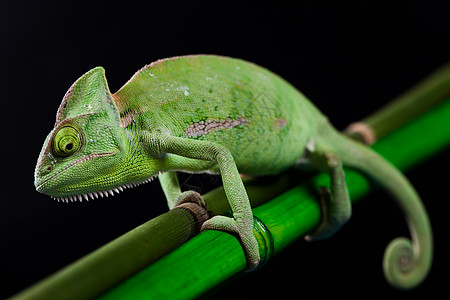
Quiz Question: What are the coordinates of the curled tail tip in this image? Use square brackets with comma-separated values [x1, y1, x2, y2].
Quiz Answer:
[383, 237, 432, 289]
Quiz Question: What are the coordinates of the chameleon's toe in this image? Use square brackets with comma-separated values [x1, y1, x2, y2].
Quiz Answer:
[173, 191, 209, 233]
[305, 152, 351, 241]
[173, 190, 206, 208]
[305, 187, 333, 241]
[201, 215, 261, 271]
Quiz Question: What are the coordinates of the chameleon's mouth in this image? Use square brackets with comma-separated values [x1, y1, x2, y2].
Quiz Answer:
[35, 152, 116, 193]
[50, 174, 159, 203]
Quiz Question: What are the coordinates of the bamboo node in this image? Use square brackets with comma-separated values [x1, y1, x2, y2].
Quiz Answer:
[252, 216, 275, 271]
[174, 202, 211, 236]
[344, 122, 376, 145]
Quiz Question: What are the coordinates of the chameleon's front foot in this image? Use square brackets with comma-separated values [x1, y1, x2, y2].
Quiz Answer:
[173, 190, 206, 208]
[201, 215, 261, 271]
[175, 192, 261, 270]
[173, 191, 210, 232]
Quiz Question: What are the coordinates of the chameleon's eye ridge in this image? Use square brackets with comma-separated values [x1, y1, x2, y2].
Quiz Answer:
[52, 125, 82, 157]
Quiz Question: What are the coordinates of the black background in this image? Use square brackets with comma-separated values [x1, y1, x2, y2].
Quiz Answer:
[2, 1, 449, 298]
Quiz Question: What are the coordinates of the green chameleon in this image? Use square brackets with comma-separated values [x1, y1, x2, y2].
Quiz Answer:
[34, 55, 432, 289]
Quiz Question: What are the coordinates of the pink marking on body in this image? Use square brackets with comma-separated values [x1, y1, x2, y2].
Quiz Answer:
[275, 118, 287, 129]
[185, 117, 248, 138]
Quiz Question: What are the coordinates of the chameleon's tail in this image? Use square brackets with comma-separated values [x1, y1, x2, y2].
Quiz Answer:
[334, 132, 433, 289]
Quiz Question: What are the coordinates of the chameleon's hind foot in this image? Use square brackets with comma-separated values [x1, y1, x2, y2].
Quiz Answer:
[201, 215, 260, 271]
[305, 186, 333, 241]
[305, 153, 351, 241]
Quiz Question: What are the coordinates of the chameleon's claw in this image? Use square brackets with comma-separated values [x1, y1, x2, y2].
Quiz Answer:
[246, 256, 261, 272]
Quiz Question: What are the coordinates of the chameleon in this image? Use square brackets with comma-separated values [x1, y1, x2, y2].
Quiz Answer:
[34, 54, 432, 289]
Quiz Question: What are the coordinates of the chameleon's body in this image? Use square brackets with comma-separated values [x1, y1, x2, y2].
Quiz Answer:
[34, 55, 432, 289]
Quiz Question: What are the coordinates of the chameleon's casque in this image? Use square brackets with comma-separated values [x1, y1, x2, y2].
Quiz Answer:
[35, 55, 432, 289]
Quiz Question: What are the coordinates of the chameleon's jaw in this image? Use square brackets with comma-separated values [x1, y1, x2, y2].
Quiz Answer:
[48, 174, 159, 203]
[35, 152, 115, 191]
[35, 152, 117, 195]
[35, 142, 163, 203]
[35, 148, 161, 203]
[35, 151, 159, 203]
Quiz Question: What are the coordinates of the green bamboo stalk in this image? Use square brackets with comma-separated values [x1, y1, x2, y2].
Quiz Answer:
[10, 62, 450, 300]
[359, 61, 450, 140]
[9, 209, 199, 300]
[10, 167, 296, 300]
[97, 98, 450, 300]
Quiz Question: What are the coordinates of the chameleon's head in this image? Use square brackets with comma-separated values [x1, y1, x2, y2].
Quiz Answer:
[34, 67, 152, 202]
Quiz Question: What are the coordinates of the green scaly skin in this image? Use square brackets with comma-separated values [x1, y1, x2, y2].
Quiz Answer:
[34, 55, 432, 289]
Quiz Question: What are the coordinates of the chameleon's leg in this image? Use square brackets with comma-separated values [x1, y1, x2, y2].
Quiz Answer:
[158, 171, 182, 209]
[159, 171, 209, 236]
[145, 132, 260, 270]
[302, 151, 352, 241]
[159, 171, 206, 210]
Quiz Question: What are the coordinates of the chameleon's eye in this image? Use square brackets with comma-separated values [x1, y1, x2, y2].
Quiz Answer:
[52, 125, 82, 157]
